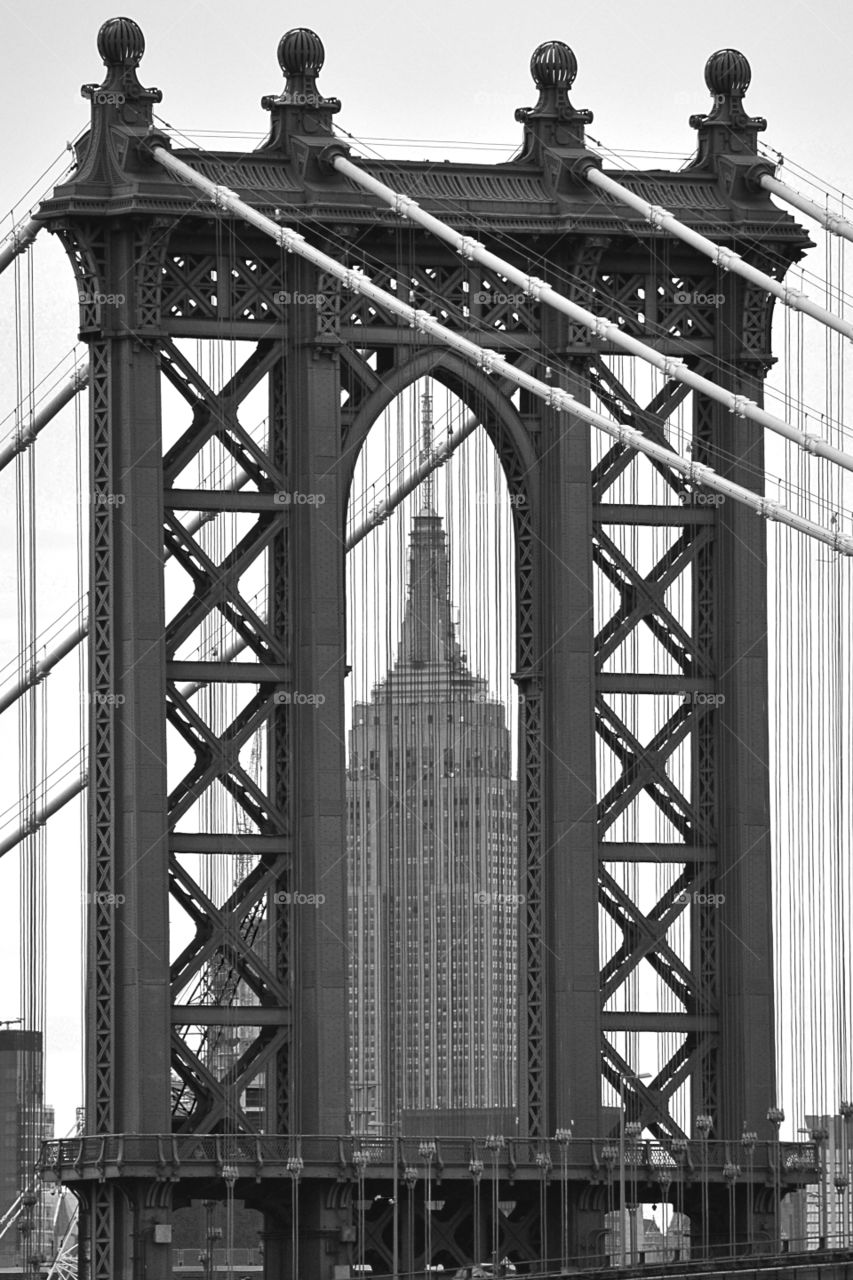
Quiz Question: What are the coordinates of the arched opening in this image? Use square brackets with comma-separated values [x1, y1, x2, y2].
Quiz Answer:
[345, 374, 521, 1139]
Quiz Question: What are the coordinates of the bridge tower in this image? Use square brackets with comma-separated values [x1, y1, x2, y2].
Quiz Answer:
[36, 19, 812, 1276]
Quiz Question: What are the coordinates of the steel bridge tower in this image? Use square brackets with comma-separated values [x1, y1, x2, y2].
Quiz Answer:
[35, 18, 814, 1278]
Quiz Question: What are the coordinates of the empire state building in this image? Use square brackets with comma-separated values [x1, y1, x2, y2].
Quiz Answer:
[347, 500, 518, 1134]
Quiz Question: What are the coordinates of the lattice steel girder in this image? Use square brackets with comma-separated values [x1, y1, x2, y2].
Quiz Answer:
[589, 336, 767, 1142]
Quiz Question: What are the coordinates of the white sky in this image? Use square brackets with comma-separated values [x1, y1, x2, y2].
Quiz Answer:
[0, 0, 852, 1136]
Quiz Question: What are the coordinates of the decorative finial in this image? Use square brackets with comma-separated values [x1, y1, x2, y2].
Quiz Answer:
[81, 15, 161, 131]
[515, 39, 592, 157]
[97, 16, 145, 68]
[260, 26, 340, 152]
[278, 28, 325, 77]
[530, 41, 577, 90]
[688, 47, 765, 166]
[704, 48, 751, 98]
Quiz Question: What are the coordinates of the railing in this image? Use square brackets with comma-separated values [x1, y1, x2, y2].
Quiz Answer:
[38, 1134, 820, 1183]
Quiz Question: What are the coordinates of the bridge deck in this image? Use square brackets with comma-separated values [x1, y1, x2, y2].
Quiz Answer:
[38, 1135, 818, 1190]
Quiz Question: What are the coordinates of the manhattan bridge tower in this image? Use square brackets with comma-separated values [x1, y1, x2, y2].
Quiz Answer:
[32, 17, 813, 1278]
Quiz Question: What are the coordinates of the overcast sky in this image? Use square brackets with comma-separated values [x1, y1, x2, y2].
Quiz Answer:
[1, 0, 852, 1136]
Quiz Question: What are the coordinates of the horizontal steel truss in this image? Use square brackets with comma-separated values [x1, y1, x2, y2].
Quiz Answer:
[158, 334, 292, 1135]
[41, 1135, 817, 1187]
[591, 354, 722, 1139]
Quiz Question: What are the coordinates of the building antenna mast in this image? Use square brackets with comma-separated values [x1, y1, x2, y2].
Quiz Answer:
[420, 384, 434, 512]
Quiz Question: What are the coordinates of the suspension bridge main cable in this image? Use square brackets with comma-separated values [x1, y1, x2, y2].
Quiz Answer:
[0, 214, 42, 277]
[584, 163, 853, 340]
[0, 362, 89, 475]
[10, 135, 853, 856]
[158, 115, 853, 475]
[759, 171, 853, 246]
[142, 141, 852, 557]
[329, 151, 853, 480]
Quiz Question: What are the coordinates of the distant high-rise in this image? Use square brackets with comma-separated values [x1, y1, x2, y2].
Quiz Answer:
[0, 1030, 54, 1270]
[347, 503, 518, 1133]
[783, 1113, 853, 1249]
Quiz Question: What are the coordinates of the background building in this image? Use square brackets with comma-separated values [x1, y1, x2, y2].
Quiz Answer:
[347, 505, 518, 1133]
[0, 1029, 54, 1273]
[782, 1113, 853, 1249]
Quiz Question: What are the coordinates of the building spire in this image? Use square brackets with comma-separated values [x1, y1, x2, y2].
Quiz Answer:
[396, 508, 463, 669]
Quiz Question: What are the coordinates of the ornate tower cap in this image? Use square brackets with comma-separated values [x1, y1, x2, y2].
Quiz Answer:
[261, 25, 340, 150]
[704, 48, 751, 97]
[515, 39, 592, 153]
[531, 41, 578, 89]
[278, 27, 325, 76]
[689, 47, 765, 161]
[82, 15, 161, 116]
[97, 16, 145, 68]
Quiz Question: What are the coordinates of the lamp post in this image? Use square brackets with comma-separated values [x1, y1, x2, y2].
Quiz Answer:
[535, 1149, 552, 1269]
[353, 1149, 370, 1275]
[485, 1135, 505, 1271]
[741, 1127, 757, 1252]
[841, 1102, 853, 1245]
[418, 1142, 436, 1274]
[286, 1154, 303, 1280]
[834, 1172, 849, 1249]
[392, 1122, 400, 1280]
[814, 1127, 830, 1249]
[469, 1159, 484, 1266]
[723, 1162, 740, 1256]
[767, 1106, 785, 1253]
[201, 1201, 220, 1280]
[695, 1114, 713, 1259]
[555, 1127, 572, 1273]
[617, 1072, 650, 1267]
[625, 1121, 642, 1264]
[404, 1166, 418, 1279]
[799, 1126, 829, 1248]
[657, 1170, 672, 1262]
[672, 1136, 687, 1260]
[601, 1145, 619, 1263]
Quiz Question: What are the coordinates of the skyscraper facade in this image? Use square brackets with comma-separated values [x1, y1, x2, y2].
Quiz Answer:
[347, 505, 518, 1133]
[0, 1029, 54, 1270]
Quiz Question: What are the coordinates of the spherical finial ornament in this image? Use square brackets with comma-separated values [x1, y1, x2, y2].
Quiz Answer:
[530, 41, 578, 90]
[278, 28, 325, 77]
[705, 48, 751, 97]
[97, 16, 145, 68]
